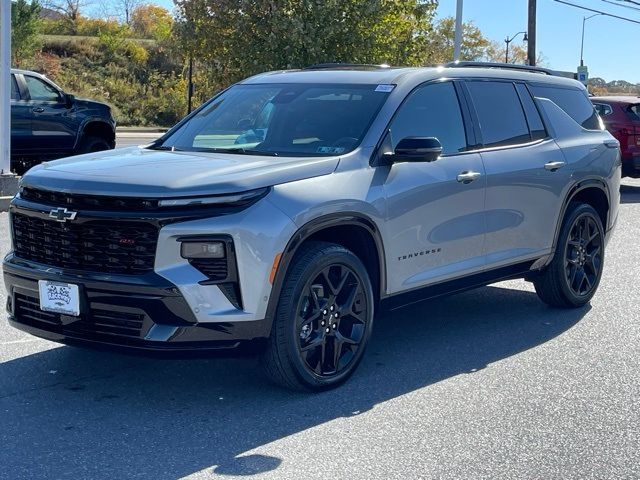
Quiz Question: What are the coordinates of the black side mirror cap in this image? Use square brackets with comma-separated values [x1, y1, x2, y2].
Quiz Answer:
[64, 93, 75, 108]
[391, 136, 443, 163]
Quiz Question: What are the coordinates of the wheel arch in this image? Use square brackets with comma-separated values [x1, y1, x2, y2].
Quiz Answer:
[77, 119, 116, 149]
[548, 179, 610, 263]
[264, 212, 387, 334]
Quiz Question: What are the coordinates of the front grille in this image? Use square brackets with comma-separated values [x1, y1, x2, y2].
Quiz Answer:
[20, 187, 159, 211]
[12, 213, 158, 274]
[14, 293, 146, 339]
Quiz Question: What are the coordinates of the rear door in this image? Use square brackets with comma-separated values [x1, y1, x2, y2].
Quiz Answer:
[463, 80, 569, 268]
[10, 73, 31, 154]
[23, 74, 76, 154]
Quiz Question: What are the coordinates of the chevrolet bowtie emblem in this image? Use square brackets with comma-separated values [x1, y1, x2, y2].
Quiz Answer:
[49, 207, 77, 223]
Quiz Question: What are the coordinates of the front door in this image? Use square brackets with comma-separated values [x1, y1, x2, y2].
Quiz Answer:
[23, 74, 76, 155]
[381, 81, 487, 294]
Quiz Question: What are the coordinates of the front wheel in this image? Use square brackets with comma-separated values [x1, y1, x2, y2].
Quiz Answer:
[534, 203, 605, 308]
[262, 241, 375, 391]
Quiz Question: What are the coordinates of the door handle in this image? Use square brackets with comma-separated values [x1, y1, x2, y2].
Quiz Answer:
[544, 161, 566, 171]
[603, 139, 619, 149]
[32, 107, 45, 113]
[456, 171, 482, 184]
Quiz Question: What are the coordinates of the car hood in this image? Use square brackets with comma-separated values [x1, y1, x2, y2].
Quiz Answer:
[22, 146, 340, 197]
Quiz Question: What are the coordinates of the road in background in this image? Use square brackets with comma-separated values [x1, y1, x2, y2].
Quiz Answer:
[115, 131, 163, 148]
[0, 180, 638, 479]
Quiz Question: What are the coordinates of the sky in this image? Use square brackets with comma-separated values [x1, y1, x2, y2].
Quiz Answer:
[141, 0, 639, 83]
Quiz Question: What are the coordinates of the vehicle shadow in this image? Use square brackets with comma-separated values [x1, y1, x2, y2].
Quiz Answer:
[0, 284, 588, 479]
[620, 183, 640, 204]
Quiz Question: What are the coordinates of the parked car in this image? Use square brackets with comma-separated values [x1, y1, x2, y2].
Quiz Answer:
[591, 95, 640, 177]
[10, 69, 116, 174]
[3, 63, 621, 391]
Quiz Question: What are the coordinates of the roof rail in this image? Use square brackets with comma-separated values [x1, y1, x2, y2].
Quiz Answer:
[444, 61, 554, 75]
[303, 63, 392, 70]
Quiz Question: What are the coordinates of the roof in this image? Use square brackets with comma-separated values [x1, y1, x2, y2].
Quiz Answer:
[590, 96, 640, 104]
[241, 65, 585, 90]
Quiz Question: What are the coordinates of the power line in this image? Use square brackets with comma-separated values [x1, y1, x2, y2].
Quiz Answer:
[554, 0, 640, 24]
[614, 0, 640, 7]
[600, 0, 640, 12]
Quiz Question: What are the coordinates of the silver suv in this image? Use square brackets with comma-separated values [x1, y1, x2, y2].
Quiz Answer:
[3, 63, 621, 391]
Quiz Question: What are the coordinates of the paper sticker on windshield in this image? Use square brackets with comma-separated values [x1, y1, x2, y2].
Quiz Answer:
[317, 146, 346, 154]
[375, 84, 395, 93]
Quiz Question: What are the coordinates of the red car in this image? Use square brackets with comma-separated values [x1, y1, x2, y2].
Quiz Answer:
[591, 96, 640, 177]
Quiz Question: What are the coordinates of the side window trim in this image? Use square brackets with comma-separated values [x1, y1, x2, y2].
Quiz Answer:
[371, 79, 475, 166]
[13, 73, 29, 101]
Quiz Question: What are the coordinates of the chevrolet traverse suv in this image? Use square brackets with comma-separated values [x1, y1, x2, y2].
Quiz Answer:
[3, 63, 621, 391]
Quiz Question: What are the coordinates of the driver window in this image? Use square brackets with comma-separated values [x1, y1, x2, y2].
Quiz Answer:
[389, 82, 467, 155]
[25, 75, 62, 102]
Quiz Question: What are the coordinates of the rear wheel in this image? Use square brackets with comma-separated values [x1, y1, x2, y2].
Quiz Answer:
[262, 241, 374, 391]
[534, 203, 605, 308]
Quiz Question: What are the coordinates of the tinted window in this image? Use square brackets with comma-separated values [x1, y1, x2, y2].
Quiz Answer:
[530, 85, 600, 130]
[625, 104, 640, 122]
[10, 75, 19, 100]
[25, 75, 60, 102]
[467, 81, 530, 148]
[389, 82, 467, 155]
[593, 103, 612, 116]
[515, 83, 547, 141]
[158, 83, 390, 157]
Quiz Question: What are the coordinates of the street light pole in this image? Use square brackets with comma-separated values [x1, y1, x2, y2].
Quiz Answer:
[453, 0, 463, 62]
[580, 13, 601, 67]
[504, 31, 527, 64]
[0, 0, 11, 174]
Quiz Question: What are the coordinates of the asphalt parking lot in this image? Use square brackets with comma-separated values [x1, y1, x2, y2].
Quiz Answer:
[0, 180, 639, 480]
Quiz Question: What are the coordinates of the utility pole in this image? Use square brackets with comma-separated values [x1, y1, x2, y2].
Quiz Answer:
[453, 0, 463, 62]
[527, 0, 537, 66]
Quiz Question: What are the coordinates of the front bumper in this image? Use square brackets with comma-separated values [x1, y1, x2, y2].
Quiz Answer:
[3, 255, 269, 353]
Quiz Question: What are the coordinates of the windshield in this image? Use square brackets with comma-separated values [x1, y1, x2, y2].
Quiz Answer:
[154, 83, 391, 157]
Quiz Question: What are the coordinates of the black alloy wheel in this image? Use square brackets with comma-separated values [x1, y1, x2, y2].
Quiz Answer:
[296, 263, 369, 377]
[564, 213, 603, 297]
[262, 241, 375, 391]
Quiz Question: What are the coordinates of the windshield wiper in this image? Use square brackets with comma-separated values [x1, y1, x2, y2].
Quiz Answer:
[148, 145, 183, 152]
[193, 147, 279, 156]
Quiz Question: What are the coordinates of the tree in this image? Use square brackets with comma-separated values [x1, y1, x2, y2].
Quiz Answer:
[130, 4, 172, 40]
[423, 17, 491, 65]
[114, 0, 142, 25]
[43, 0, 91, 34]
[174, 0, 439, 93]
[11, 0, 42, 67]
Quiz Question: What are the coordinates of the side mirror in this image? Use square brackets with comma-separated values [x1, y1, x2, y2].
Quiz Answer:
[64, 93, 75, 109]
[390, 137, 443, 163]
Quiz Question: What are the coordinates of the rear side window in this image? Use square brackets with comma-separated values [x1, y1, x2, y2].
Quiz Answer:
[10, 75, 19, 100]
[389, 82, 467, 155]
[530, 85, 600, 130]
[593, 103, 612, 116]
[466, 81, 530, 148]
[515, 83, 547, 141]
[625, 104, 640, 122]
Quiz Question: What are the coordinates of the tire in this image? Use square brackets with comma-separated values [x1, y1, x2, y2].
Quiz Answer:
[534, 202, 605, 308]
[261, 241, 375, 391]
[77, 135, 110, 154]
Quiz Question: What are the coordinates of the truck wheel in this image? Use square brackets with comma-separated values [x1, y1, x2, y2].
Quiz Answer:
[262, 241, 375, 391]
[77, 135, 110, 154]
[534, 203, 605, 308]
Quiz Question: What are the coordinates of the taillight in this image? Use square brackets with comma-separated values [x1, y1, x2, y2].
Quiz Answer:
[609, 123, 633, 135]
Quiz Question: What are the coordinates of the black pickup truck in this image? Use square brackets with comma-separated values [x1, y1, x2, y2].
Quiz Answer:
[10, 69, 116, 174]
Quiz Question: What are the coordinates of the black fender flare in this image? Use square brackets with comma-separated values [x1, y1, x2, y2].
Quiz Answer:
[263, 212, 387, 335]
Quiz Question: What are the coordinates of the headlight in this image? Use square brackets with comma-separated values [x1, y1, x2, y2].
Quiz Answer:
[181, 241, 225, 259]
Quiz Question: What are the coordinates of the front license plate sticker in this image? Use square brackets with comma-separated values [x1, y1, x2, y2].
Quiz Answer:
[38, 281, 80, 316]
